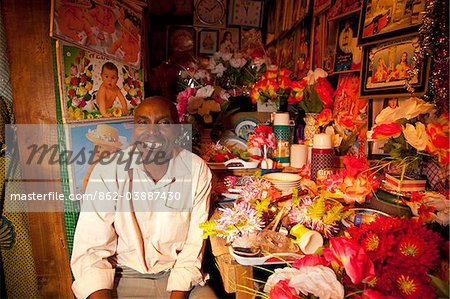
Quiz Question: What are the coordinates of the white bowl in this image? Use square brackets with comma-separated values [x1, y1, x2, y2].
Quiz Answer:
[263, 173, 302, 182]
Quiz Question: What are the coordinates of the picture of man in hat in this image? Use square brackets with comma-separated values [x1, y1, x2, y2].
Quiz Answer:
[71, 96, 217, 299]
[81, 123, 126, 193]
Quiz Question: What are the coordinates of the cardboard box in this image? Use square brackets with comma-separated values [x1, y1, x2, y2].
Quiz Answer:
[385, 173, 426, 192]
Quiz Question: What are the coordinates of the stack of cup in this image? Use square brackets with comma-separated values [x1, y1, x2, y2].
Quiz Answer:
[311, 134, 334, 182]
[272, 113, 291, 166]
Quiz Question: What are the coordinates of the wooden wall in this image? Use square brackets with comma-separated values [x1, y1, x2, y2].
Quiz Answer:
[2, 0, 73, 297]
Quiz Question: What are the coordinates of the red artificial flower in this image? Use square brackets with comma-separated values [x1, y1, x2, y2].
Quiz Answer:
[292, 254, 328, 269]
[372, 123, 403, 140]
[278, 68, 292, 77]
[262, 70, 278, 80]
[269, 279, 300, 299]
[80, 75, 87, 83]
[317, 108, 332, 127]
[68, 89, 76, 97]
[340, 116, 355, 130]
[343, 156, 368, 178]
[70, 77, 79, 85]
[323, 236, 375, 285]
[254, 124, 273, 135]
[425, 117, 450, 165]
[278, 76, 292, 90]
[393, 273, 435, 299]
[361, 288, 396, 299]
[410, 191, 424, 202]
[315, 77, 334, 109]
[213, 152, 228, 162]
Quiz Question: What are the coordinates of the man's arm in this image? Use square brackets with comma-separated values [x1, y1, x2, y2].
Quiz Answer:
[71, 164, 118, 299]
[167, 160, 212, 294]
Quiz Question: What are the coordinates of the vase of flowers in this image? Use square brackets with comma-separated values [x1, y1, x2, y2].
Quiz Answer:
[304, 113, 320, 145]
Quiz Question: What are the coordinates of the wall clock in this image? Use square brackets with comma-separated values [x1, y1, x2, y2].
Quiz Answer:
[194, 0, 226, 27]
[229, 0, 263, 28]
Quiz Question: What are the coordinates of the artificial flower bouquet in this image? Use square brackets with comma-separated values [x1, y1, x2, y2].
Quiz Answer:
[250, 67, 299, 111]
[288, 68, 334, 114]
[260, 216, 448, 299]
[200, 142, 252, 163]
[404, 191, 449, 226]
[176, 85, 230, 126]
[322, 155, 380, 204]
[371, 97, 448, 177]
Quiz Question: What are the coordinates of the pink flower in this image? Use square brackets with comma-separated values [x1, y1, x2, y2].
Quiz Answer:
[176, 87, 196, 120]
[292, 254, 328, 269]
[70, 65, 78, 76]
[323, 236, 375, 285]
[269, 280, 300, 299]
[361, 289, 396, 299]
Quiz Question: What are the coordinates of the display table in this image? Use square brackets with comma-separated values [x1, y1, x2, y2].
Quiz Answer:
[209, 210, 254, 299]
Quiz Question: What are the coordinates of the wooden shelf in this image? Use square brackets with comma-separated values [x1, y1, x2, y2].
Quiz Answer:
[328, 8, 361, 22]
[328, 69, 361, 76]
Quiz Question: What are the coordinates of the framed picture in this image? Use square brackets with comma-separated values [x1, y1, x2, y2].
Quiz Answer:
[219, 27, 240, 53]
[59, 43, 143, 122]
[50, 0, 143, 68]
[333, 13, 362, 73]
[293, 25, 310, 79]
[293, 0, 310, 23]
[67, 119, 134, 195]
[198, 29, 219, 56]
[241, 28, 263, 57]
[228, 0, 264, 27]
[358, 0, 426, 45]
[166, 25, 196, 60]
[360, 35, 429, 98]
[311, 14, 327, 70]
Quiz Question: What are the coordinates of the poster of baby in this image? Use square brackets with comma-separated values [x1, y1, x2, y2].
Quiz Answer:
[60, 44, 144, 121]
[51, 0, 143, 68]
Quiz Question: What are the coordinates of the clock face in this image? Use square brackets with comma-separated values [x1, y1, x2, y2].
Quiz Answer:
[232, 0, 262, 27]
[195, 0, 225, 26]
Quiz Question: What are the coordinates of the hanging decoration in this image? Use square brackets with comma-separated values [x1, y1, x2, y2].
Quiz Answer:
[406, 0, 449, 115]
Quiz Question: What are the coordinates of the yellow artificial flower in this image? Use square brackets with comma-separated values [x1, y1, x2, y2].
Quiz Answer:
[85, 81, 93, 91]
[95, 114, 103, 119]
[129, 88, 137, 96]
[77, 87, 87, 97]
[65, 77, 71, 85]
[113, 107, 122, 117]
[123, 72, 129, 79]
[86, 69, 92, 78]
[87, 114, 94, 119]
[124, 84, 130, 92]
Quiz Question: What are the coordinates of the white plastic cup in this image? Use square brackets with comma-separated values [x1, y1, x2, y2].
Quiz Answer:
[290, 144, 308, 168]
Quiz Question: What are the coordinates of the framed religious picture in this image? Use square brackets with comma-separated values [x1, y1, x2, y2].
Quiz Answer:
[219, 27, 240, 53]
[358, 0, 426, 45]
[360, 35, 429, 98]
[333, 13, 362, 73]
[197, 29, 219, 56]
[229, 0, 264, 28]
[50, 0, 143, 68]
[293, 25, 310, 79]
[66, 119, 133, 196]
[166, 25, 196, 60]
[58, 43, 143, 122]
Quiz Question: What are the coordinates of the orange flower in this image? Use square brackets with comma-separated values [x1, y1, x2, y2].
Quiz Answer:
[340, 175, 372, 204]
[317, 108, 332, 127]
[425, 116, 450, 165]
[372, 123, 402, 140]
[278, 68, 292, 77]
[262, 70, 278, 80]
[278, 76, 292, 90]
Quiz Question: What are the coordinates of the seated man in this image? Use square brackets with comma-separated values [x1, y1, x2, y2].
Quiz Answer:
[71, 96, 217, 299]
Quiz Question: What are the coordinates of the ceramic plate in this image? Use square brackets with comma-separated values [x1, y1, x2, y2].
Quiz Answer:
[206, 162, 226, 170]
[219, 136, 248, 151]
[233, 117, 259, 141]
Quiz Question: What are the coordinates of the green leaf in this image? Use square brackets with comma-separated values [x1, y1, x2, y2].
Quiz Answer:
[429, 275, 449, 298]
[83, 93, 91, 101]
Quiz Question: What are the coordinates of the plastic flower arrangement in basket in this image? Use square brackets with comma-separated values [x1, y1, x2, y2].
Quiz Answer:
[322, 155, 380, 204]
[250, 67, 297, 111]
[404, 191, 450, 226]
[288, 68, 334, 114]
[288, 195, 352, 237]
[176, 85, 230, 126]
[247, 124, 276, 159]
[370, 97, 449, 179]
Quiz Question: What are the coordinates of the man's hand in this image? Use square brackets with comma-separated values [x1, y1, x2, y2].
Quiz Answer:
[88, 289, 112, 299]
[170, 290, 189, 299]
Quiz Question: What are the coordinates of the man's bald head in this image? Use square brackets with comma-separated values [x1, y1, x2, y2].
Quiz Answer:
[134, 96, 179, 124]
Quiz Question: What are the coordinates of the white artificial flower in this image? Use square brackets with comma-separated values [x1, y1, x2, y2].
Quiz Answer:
[230, 57, 247, 68]
[377, 97, 436, 124]
[289, 266, 344, 299]
[304, 68, 328, 85]
[194, 69, 210, 81]
[423, 192, 450, 211]
[196, 85, 214, 98]
[403, 122, 429, 151]
[218, 52, 232, 61]
[210, 63, 226, 77]
[263, 267, 302, 293]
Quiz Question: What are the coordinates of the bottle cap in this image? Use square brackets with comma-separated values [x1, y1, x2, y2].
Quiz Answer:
[313, 134, 332, 149]
[273, 113, 290, 125]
